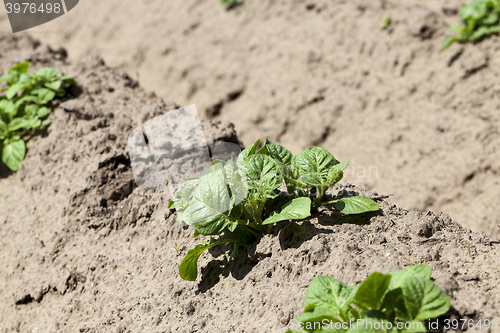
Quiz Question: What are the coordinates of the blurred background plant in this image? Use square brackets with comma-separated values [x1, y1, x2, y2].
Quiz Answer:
[221, 0, 243, 9]
[442, 0, 500, 50]
[0, 61, 74, 171]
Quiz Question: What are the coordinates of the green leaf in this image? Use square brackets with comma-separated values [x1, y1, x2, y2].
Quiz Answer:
[381, 288, 410, 321]
[25, 103, 40, 116]
[37, 107, 49, 118]
[300, 174, 324, 186]
[9, 61, 29, 74]
[483, 11, 499, 25]
[449, 24, 464, 33]
[168, 198, 175, 209]
[399, 276, 450, 322]
[490, 25, 500, 33]
[36, 67, 58, 80]
[262, 197, 311, 225]
[0, 121, 6, 139]
[44, 80, 62, 91]
[353, 272, 391, 310]
[29, 118, 42, 129]
[193, 215, 231, 236]
[244, 154, 283, 198]
[60, 76, 76, 85]
[227, 221, 238, 232]
[263, 138, 293, 167]
[304, 276, 358, 319]
[223, 156, 248, 206]
[183, 167, 233, 225]
[2, 139, 26, 171]
[14, 95, 38, 107]
[470, 25, 489, 40]
[3, 100, 18, 119]
[179, 238, 233, 281]
[241, 139, 260, 159]
[388, 265, 432, 290]
[3, 71, 20, 86]
[8, 118, 30, 131]
[441, 36, 459, 51]
[292, 146, 339, 182]
[334, 196, 379, 214]
[6, 82, 28, 100]
[36, 88, 56, 105]
[18, 73, 32, 85]
[236, 139, 260, 168]
[41, 119, 51, 127]
[55, 88, 66, 97]
[327, 161, 349, 185]
[295, 306, 342, 327]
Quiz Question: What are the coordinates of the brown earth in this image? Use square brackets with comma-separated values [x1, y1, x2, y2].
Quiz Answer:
[0, 35, 500, 333]
[0, 0, 498, 237]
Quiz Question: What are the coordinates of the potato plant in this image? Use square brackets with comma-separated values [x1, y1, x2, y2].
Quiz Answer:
[287, 265, 450, 333]
[220, 0, 243, 8]
[0, 61, 74, 171]
[169, 139, 379, 281]
[442, 0, 500, 51]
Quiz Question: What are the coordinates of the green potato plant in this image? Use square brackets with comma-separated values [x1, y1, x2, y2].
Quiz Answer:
[221, 0, 243, 7]
[0, 61, 74, 171]
[442, 0, 500, 51]
[169, 138, 379, 281]
[287, 265, 450, 333]
[382, 16, 391, 30]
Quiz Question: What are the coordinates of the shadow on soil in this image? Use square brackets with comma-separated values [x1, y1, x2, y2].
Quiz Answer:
[195, 209, 380, 293]
[0, 163, 13, 179]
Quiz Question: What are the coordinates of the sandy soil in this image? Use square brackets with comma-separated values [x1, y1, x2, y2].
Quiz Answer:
[0, 35, 500, 333]
[0, 0, 498, 237]
[2, 1, 500, 332]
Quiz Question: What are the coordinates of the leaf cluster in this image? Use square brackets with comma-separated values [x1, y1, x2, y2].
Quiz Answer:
[442, 0, 500, 51]
[169, 139, 379, 281]
[0, 61, 74, 171]
[287, 265, 450, 333]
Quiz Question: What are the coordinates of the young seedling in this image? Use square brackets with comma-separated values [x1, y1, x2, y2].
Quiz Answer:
[169, 139, 380, 281]
[287, 265, 450, 333]
[122, 266, 135, 276]
[467, 242, 474, 261]
[365, 232, 372, 245]
[34, 234, 45, 247]
[170, 243, 181, 256]
[382, 15, 391, 29]
[221, 0, 243, 8]
[0, 61, 75, 171]
[442, 0, 500, 51]
[62, 264, 71, 274]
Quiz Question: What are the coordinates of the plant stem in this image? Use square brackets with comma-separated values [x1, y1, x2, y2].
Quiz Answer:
[236, 219, 264, 234]
[318, 199, 339, 207]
